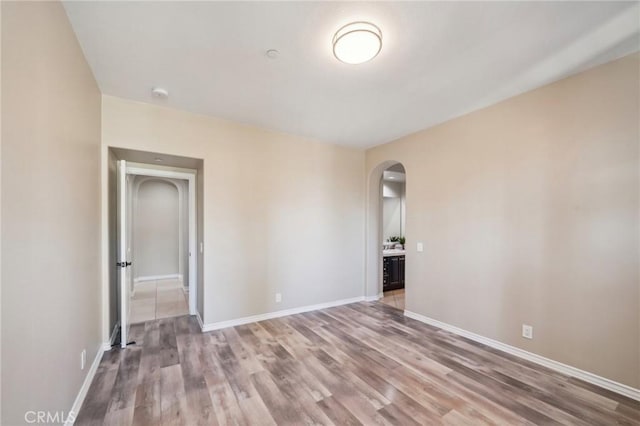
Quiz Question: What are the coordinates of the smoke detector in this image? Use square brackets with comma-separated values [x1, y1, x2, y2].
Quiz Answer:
[266, 49, 280, 59]
[151, 87, 169, 99]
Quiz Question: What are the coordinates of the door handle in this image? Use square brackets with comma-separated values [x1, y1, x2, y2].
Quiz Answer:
[116, 261, 132, 268]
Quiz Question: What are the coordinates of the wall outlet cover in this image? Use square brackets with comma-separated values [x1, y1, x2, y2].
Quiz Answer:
[275, 293, 282, 303]
[522, 324, 533, 339]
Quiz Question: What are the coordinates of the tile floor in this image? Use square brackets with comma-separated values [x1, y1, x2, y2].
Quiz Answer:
[379, 288, 405, 310]
[129, 279, 189, 323]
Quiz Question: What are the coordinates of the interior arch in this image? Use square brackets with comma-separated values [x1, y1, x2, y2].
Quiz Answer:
[365, 160, 407, 299]
[132, 176, 186, 284]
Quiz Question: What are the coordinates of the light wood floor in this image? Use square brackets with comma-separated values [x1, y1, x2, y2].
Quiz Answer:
[76, 302, 639, 425]
[380, 289, 405, 310]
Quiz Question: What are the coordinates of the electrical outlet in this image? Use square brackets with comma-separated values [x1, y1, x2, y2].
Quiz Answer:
[81, 349, 87, 370]
[275, 293, 282, 303]
[416, 242, 424, 252]
[522, 324, 533, 339]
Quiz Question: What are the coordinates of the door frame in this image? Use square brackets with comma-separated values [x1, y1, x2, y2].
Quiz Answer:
[126, 163, 198, 315]
[117, 160, 130, 348]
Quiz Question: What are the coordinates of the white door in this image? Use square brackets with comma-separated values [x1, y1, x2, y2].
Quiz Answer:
[117, 160, 132, 348]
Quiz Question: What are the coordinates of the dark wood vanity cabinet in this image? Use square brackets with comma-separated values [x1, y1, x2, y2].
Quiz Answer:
[383, 255, 405, 291]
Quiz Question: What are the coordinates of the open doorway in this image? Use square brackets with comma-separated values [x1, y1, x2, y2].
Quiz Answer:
[107, 148, 203, 349]
[129, 176, 190, 323]
[379, 163, 406, 310]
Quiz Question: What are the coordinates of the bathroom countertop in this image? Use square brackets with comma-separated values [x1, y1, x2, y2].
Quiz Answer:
[383, 249, 406, 257]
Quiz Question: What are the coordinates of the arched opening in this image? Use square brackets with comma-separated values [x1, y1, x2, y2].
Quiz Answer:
[365, 160, 407, 308]
[134, 179, 180, 280]
[380, 163, 406, 309]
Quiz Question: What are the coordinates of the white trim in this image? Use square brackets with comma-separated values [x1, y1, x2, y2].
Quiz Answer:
[104, 321, 119, 350]
[196, 310, 205, 331]
[118, 160, 129, 349]
[200, 296, 365, 332]
[126, 165, 196, 180]
[66, 344, 104, 426]
[365, 293, 382, 302]
[134, 274, 181, 283]
[404, 310, 640, 402]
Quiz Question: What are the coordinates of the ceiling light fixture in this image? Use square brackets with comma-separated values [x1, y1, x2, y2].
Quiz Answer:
[332, 21, 382, 65]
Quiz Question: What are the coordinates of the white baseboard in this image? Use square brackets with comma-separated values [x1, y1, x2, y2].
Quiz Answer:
[134, 274, 181, 283]
[364, 293, 382, 302]
[66, 344, 104, 425]
[196, 310, 204, 331]
[404, 310, 640, 402]
[200, 296, 365, 332]
[103, 322, 119, 351]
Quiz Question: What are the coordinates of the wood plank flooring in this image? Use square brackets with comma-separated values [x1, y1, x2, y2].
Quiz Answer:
[76, 302, 640, 425]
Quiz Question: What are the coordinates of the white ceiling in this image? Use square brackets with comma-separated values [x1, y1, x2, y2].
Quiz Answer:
[63, 1, 639, 148]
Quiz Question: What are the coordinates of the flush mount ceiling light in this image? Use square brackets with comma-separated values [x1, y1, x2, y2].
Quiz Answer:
[332, 21, 382, 65]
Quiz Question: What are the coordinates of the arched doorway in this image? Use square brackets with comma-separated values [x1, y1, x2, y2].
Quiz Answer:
[380, 164, 406, 309]
[365, 160, 407, 309]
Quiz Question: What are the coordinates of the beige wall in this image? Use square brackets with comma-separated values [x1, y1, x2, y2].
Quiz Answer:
[197, 163, 205, 316]
[1, 1, 102, 424]
[366, 53, 640, 388]
[102, 96, 366, 324]
[107, 150, 118, 337]
[179, 178, 189, 287]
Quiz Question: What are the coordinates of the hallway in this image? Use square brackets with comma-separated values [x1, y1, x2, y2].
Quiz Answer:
[130, 279, 189, 323]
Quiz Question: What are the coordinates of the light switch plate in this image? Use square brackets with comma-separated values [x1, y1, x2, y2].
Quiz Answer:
[417, 242, 424, 252]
